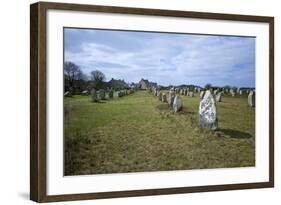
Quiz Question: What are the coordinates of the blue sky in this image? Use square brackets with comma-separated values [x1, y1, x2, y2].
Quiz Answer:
[64, 28, 255, 87]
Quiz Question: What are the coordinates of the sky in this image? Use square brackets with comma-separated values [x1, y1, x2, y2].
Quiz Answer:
[64, 28, 255, 87]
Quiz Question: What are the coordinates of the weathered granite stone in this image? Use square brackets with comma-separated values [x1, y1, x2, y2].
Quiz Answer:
[108, 89, 113, 98]
[162, 93, 167, 103]
[90, 89, 98, 102]
[189, 91, 194, 97]
[99, 89, 106, 100]
[200, 91, 205, 99]
[248, 90, 255, 107]
[214, 89, 218, 95]
[239, 90, 243, 95]
[64, 91, 72, 97]
[184, 89, 188, 96]
[158, 92, 163, 101]
[117, 91, 122, 97]
[180, 89, 184, 95]
[199, 90, 218, 130]
[230, 89, 235, 97]
[216, 92, 222, 102]
[168, 91, 175, 107]
[81, 90, 89, 96]
[154, 88, 158, 96]
[173, 95, 183, 112]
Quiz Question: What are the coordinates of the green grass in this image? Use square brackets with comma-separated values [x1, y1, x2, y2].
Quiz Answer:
[64, 90, 255, 176]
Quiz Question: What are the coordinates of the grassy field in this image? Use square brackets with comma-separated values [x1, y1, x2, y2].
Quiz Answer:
[64, 90, 255, 176]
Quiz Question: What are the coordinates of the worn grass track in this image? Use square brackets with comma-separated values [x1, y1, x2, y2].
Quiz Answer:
[64, 90, 255, 175]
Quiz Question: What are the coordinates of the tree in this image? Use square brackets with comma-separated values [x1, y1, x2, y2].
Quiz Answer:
[64, 61, 86, 93]
[90, 70, 106, 89]
[204, 83, 212, 90]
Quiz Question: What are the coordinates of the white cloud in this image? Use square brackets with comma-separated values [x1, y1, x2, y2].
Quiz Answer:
[65, 30, 255, 87]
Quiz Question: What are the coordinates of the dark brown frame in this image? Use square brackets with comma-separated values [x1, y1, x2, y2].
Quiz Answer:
[30, 1, 274, 203]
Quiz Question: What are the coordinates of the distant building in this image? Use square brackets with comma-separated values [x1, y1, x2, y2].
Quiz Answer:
[108, 78, 128, 90]
[139, 78, 157, 90]
[139, 78, 150, 89]
[129, 82, 140, 89]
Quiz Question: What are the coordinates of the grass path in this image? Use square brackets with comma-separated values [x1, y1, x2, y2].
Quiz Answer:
[64, 90, 255, 175]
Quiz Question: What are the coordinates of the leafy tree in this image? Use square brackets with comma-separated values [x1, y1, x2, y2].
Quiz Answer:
[204, 83, 212, 90]
[90, 70, 106, 89]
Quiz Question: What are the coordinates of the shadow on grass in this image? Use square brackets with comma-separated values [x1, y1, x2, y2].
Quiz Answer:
[156, 104, 196, 115]
[217, 129, 253, 139]
[91, 101, 106, 104]
[181, 108, 195, 115]
[156, 104, 170, 111]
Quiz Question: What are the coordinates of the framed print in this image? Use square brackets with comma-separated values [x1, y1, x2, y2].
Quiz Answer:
[30, 1, 274, 202]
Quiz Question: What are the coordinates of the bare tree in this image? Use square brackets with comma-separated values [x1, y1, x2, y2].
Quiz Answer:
[64, 61, 83, 92]
[90, 70, 106, 89]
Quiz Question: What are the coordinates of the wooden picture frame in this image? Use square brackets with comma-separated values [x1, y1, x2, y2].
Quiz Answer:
[30, 1, 274, 202]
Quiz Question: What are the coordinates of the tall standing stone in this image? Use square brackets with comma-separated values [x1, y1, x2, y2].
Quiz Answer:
[99, 89, 106, 100]
[189, 91, 194, 97]
[214, 89, 218, 95]
[168, 91, 175, 107]
[200, 91, 205, 99]
[64, 91, 72, 97]
[230, 89, 235, 97]
[153, 88, 158, 96]
[117, 91, 122, 97]
[162, 93, 167, 103]
[180, 89, 184, 95]
[91, 89, 98, 102]
[81, 90, 89, 96]
[248, 90, 255, 107]
[108, 89, 113, 98]
[216, 92, 222, 102]
[158, 92, 163, 101]
[173, 96, 183, 112]
[199, 90, 218, 130]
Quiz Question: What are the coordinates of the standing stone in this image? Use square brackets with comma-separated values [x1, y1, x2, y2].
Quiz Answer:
[189, 91, 194, 97]
[64, 91, 72, 97]
[214, 89, 218, 95]
[248, 90, 255, 107]
[158, 92, 163, 101]
[108, 89, 113, 99]
[199, 90, 218, 130]
[91, 89, 98, 102]
[99, 89, 106, 100]
[230, 89, 235, 97]
[81, 90, 89, 96]
[184, 89, 188, 96]
[168, 91, 175, 107]
[173, 96, 183, 112]
[200, 91, 205, 99]
[162, 93, 167, 103]
[180, 89, 184, 95]
[154, 89, 158, 96]
[216, 92, 222, 102]
[117, 91, 122, 97]
[239, 90, 243, 95]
